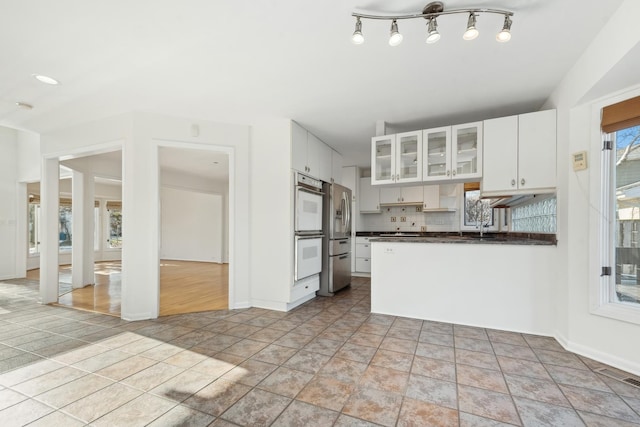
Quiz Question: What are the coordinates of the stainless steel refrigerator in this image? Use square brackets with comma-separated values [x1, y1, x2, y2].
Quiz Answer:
[319, 182, 352, 296]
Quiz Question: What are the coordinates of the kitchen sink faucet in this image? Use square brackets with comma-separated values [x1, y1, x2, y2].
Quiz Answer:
[475, 199, 487, 238]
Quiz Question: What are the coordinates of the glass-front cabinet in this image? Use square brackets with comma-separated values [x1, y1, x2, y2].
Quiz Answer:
[452, 122, 482, 180]
[372, 135, 395, 184]
[422, 122, 482, 182]
[423, 126, 451, 182]
[396, 131, 422, 182]
[371, 131, 422, 185]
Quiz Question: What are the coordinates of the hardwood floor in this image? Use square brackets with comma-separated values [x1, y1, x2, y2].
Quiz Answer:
[159, 260, 229, 316]
[27, 260, 228, 317]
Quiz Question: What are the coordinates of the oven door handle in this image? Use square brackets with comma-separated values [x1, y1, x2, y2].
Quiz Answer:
[295, 234, 324, 239]
[297, 186, 324, 197]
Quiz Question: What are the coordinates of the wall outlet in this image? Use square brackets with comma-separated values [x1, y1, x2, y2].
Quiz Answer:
[390, 216, 397, 222]
[400, 216, 406, 222]
[421, 226, 427, 232]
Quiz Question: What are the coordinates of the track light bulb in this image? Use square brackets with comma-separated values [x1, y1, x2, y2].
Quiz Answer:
[426, 18, 440, 44]
[389, 20, 403, 46]
[463, 13, 479, 40]
[352, 17, 364, 45]
[496, 15, 512, 42]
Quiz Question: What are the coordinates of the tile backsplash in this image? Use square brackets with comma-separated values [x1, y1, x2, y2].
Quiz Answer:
[359, 205, 459, 232]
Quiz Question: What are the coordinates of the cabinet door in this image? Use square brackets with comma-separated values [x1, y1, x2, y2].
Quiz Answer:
[452, 122, 482, 180]
[423, 185, 440, 210]
[291, 121, 308, 174]
[359, 177, 381, 213]
[482, 115, 518, 194]
[396, 131, 422, 182]
[372, 135, 396, 185]
[518, 110, 556, 191]
[331, 150, 343, 184]
[423, 126, 451, 182]
[379, 186, 402, 204]
[400, 186, 424, 204]
[307, 132, 332, 182]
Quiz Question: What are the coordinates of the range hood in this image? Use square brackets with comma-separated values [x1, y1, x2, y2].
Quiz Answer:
[489, 194, 535, 208]
[378, 200, 456, 212]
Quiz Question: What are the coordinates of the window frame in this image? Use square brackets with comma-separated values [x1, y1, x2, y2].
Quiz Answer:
[459, 189, 501, 233]
[591, 90, 640, 325]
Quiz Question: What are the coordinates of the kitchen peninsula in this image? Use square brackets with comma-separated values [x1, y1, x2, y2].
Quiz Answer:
[370, 234, 557, 335]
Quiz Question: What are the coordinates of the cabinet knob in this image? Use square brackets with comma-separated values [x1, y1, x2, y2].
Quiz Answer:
[401, 197, 404, 202]
[452, 170, 456, 176]
[521, 178, 526, 186]
[424, 203, 427, 208]
[446, 170, 450, 176]
[511, 179, 516, 186]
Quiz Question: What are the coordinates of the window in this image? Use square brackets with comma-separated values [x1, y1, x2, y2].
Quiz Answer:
[460, 182, 501, 232]
[59, 200, 73, 250]
[610, 125, 640, 306]
[107, 201, 122, 248]
[28, 202, 40, 255]
[463, 189, 494, 228]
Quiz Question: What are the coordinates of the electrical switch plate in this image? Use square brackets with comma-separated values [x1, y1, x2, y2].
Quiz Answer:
[572, 151, 587, 171]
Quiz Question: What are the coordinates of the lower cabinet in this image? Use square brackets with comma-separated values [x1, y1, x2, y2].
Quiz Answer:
[355, 236, 372, 273]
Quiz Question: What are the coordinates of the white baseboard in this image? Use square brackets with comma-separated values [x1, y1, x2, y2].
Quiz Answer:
[554, 330, 640, 377]
[231, 300, 251, 310]
[251, 299, 287, 312]
[121, 312, 155, 321]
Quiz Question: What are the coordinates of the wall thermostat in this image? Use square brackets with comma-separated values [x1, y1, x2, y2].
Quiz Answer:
[572, 151, 587, 171]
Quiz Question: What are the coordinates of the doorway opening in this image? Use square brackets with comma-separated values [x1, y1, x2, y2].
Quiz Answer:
[158, 146, 230, 316]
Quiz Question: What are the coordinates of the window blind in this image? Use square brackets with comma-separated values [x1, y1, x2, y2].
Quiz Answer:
[602, 95, 640, 133]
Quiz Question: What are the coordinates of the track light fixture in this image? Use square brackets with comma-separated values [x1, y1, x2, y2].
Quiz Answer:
[352, 17, 364, 44]
[389, 20, 403, 46]
[496, 15, 512, 42]
[426, 18, 440, 44]
[351, 1, 514, 46]
[462, 12, 479, 40]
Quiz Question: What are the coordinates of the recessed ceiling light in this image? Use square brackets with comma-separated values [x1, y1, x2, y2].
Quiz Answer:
[33, 74, 60, 85]
[16, 102, 33, 110]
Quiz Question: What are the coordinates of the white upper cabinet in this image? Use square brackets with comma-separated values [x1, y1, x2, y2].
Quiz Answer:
[331, 149, 343, 184]
[307, 132, 332, 182]
[379, 185, 423, 205]
[422, 122, 482, 182]
[452, 122, 483, 180]
[292, 121, 308, 173]
[423, 126, 451, 182]
[396, 131, 422, 183]
[359, 176, 381, 213]
[371, 135, 395, 185]
[371, 131, 422, 185]
[291, 121, 333, 182]
[518, 110, 557, 192]
[482, 110, 556, 196]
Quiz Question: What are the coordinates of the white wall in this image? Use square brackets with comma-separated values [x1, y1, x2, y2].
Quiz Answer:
[17, 130, 40, 183]
[161, 169, 229, 262]
[160, 187, 222, 262]
[545, 0, 640, 374]
[0, 127, 18, 280]
[41, 112, 251, 319]
[250, 120, 294, 308]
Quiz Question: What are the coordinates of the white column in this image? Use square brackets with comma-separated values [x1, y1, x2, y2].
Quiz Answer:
[71, 170, 95, 289]
[40, 158, 59, 304]
[120, 126, 159, 320]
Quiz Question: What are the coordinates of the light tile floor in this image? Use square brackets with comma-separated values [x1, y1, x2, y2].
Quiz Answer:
[0, 277, 639, 426]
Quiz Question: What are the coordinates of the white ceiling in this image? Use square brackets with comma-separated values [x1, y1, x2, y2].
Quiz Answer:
[0, 0, 625, 168]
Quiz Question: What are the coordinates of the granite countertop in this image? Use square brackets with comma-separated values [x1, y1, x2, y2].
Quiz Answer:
[356, 231, 556, 246]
